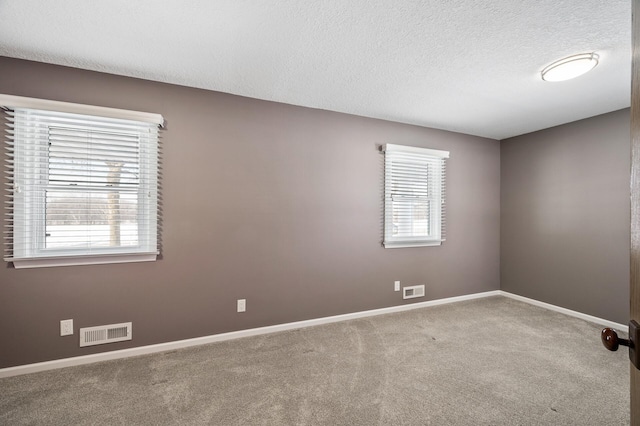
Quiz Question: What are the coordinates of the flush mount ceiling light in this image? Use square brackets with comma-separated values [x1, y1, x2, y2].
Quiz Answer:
[541, 53, 599, 82]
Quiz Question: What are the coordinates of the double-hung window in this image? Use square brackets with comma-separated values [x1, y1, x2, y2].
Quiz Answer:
[383, 144, 449, 248]
[1, 95, 164, 268]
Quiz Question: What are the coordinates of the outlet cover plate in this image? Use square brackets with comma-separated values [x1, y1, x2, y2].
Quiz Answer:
[237, 299, 246, 313]
[60, 319, 73, 336]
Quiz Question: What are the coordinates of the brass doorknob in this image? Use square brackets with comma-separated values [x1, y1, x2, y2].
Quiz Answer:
[601, 327, 632, 351]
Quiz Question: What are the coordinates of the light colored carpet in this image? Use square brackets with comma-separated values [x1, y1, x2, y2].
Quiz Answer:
[0, 296, 630, 425]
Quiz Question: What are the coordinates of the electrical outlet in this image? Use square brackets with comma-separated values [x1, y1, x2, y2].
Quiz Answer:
[237, 299, 246, 313]
[394, 281, 400, 292]
[60, 319, 73, 336]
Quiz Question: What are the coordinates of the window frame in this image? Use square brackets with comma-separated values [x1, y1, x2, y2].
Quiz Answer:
[2, 94, 163, 269]
[383, 143, 449, 249]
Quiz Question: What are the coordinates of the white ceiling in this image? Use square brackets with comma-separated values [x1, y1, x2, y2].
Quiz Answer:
[0, 0, 631, 140]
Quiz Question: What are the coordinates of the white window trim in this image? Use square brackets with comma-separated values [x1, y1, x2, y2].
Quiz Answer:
[0, 94, 164, 127]
[12, 253, 158, 269]
[2, 94, 164, 269]
[383, 143, 449, 249]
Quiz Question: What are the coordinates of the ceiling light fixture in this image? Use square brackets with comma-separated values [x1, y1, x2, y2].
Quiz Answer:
[541, 53, 599, 82]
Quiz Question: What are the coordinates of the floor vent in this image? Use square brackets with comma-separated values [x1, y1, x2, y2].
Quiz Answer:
[80, 322, 132, 347]
[403, 285, 425, 300]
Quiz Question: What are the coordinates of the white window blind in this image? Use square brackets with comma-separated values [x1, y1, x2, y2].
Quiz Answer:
[2, 95, 163, 268]
[383, 144, 449, 248]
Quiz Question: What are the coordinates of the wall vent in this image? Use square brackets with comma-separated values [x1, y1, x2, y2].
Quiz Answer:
[403, 285, 425, 300]
[80, 322, 132, 347]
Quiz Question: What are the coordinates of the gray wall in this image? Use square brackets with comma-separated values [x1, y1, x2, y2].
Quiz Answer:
[0, 57, 500, 368]
[501, 109, 630, 324]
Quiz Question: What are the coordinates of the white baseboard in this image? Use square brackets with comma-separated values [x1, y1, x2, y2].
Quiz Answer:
[499, 291, 628, 332]
[0, 290, 500, 378]
[0, 289, 624, 378]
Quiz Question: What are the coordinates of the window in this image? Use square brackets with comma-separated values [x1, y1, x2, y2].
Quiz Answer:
[383, 144, 449, 248]
[1, 94, 164, 268]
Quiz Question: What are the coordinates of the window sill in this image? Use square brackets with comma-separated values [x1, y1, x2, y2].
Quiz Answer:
[6, 252, 158, 269]
[383, 240, 443, 249]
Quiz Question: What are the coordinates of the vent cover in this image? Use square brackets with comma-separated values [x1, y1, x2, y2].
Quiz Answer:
[403, 285, 425, 300]
[80, 322, 132, 347]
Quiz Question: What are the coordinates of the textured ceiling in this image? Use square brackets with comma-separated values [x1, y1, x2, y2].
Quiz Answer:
[0, 0, 631, 140]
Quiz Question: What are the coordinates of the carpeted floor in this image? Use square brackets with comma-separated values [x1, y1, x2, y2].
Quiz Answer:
[0, 296, 630, 425]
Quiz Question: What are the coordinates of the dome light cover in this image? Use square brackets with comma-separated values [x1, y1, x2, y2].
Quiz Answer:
[541, 53, 599, 82]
